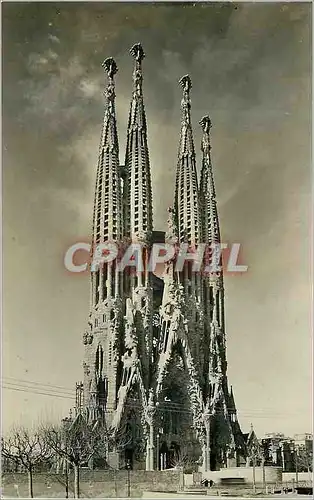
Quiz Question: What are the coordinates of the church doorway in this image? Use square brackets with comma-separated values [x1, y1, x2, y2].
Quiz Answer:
[158, 441, 181, 469]
[159, 441, 169, 470]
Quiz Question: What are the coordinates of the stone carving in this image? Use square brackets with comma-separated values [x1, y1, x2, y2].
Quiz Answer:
[165, 206, 178, 245]
[130, 43, 145, 63]
[124, 298, 137, 351]
[83, 331, 93, 345]
[102, 57, 118, 79]
[83, 362, 90, 376]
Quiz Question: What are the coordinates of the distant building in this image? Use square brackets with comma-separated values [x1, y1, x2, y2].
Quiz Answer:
[243, 424, 263, 467]
[294, 433, 313, 451]
[260, 433, 313, 472]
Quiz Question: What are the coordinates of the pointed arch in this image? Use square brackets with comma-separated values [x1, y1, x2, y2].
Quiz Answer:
[111, 364, 149, 437]
[155, 310, 206, 447]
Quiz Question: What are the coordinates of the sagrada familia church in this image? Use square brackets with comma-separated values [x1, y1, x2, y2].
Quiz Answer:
[71, 43, 249, 472]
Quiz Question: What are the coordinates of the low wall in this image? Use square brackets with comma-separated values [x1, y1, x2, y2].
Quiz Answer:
[282, 472, 313, 487]
[202, 466, 282, 484]
[1, 470, 182, 498]
[282, 471, 313, 484]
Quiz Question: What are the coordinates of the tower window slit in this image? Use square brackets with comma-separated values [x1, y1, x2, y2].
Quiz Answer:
[100, 346, 104, 374]
[103, 265, 108, 299]
[163, 321, 171, 352]
[216, 290, 220, 326]
[95, 346, 99, 372]
[95, 271, 100, 304]
[110, 263, 115, 295]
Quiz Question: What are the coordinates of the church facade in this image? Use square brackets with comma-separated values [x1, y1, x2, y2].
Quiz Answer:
[78, 43, 247, 471]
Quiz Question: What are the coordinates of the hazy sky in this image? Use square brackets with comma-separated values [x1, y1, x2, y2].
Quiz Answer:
[2, 2, 312, 437]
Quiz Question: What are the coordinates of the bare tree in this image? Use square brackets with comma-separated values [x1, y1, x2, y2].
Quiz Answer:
[42, 414, 107, 498]
[107, 428, 134, 498]
[295, 446, 313, 473]
[246, 441, 264, 494]
[1, 426, 53, 498]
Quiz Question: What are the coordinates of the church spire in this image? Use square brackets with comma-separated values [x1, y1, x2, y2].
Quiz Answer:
[174, 75, 200, 246]
[199, 115, 220, 246]
[124, 43, 153, 244]
[92, 57, 122, 246]
[91, 57, 123, 308]
[199, 115, 225, 328]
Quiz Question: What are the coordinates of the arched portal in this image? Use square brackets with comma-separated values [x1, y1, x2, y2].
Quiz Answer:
[114, 382, 147, 469]
[156, 340, 202, 469]
[159, 441, 169, 470]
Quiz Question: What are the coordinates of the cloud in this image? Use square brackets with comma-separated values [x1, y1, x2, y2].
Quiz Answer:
[79, 78, 103, 99]
[48, 33, 60, 44]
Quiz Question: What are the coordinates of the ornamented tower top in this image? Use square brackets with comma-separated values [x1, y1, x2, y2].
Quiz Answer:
[92, 57, 122, 247]
[199, 115, 221, 247]
[175, 75, 200, 246]
[124, 43, 153, 245]
[90, 57, 123, 310]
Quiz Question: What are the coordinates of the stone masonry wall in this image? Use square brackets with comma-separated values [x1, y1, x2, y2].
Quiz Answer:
[1, 470, 182, 498]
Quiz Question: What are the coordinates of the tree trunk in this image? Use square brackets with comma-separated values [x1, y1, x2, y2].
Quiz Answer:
[113, 469, 117, 498]
[65, 460, 69, 498]
[74, 464, 80, 498]
[146, 423, 154, 471]
[28, 467, 34, 498]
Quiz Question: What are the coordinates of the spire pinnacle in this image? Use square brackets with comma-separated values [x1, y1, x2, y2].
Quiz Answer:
[124, 42, 153, 243]
[91, 53, 122, 255]
[130, 43, 144, 96]
[102, 57, 118, 79]
[179, 75, 192, 126]
[200, 115, 212, 135]
[199, 114, 222, 254]
[175, 74, 200, 245]
[101, 58, 118, 106]
[200, 114, 215, 199]
[130, 43, 145, 63]
[179, 74, 192, 93]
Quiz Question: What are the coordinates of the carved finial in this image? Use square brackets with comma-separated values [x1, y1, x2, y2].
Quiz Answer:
[102, 57, 118, 78]
[130, 44, 144, 95]
[200, 115, 212, 155]
[130, 43, 145, 63]
[179, 75, 192, 93]
[200, 115, 212, 134]
[179, 76, 192, 127]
